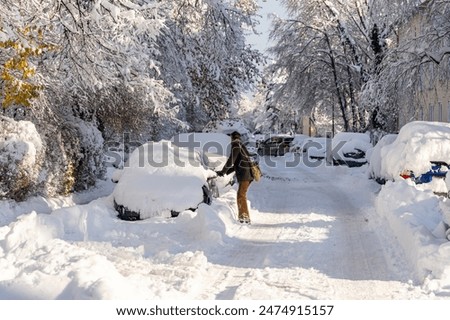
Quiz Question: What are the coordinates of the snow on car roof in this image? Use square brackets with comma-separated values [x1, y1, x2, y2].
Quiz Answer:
[332, 132, 372, 156]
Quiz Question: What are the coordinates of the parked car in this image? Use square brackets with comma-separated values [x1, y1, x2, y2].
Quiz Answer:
[302, 137, 327, 161]
[289, 134, 310, 154]
[296, 132, 371, 167]
[331, 132, 372, 167]
[399, 161, 449, 196]
[258, 134, 294, 156]
[367, 134, 398, 184]
[368, 121, 450, 196]
[112, 141, 217, 221]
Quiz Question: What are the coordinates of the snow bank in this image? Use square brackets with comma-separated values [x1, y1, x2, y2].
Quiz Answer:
[0, 207, 143, 299]
[376, 180, 450, 295]
[371, 122, 450, 295]
[372, 121, 450, 181]
[0, 189, 231, 299]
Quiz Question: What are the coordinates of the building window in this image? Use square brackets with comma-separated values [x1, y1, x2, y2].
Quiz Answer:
[429, 104, 434, 121]
[438, 102, 443, 122]
[420, 105, 424, 120]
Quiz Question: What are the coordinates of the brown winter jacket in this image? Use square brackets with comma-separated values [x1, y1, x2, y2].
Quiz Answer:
[220, 138, 253, 182]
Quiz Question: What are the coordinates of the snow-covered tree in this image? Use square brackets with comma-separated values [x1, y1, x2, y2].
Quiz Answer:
[0, 0, 263, 200]
[155, 0, 263, 131]
[364, 0, 450, 131]
[265, 0, 431, 133]
[0, 0, 171, 197]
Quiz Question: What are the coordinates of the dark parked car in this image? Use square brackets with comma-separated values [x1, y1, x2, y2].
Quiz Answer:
[258, 135, 294, 156]
[331, 132, 372, 167]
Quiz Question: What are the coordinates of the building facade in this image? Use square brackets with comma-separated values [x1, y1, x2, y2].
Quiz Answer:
[396, 0, 450, 128]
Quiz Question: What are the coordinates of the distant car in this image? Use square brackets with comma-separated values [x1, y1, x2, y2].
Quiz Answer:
[331, 132, 372, 167]
[112, 141, 216, 221]
[258, 134, 294, 156]
[289, 134, 310, 154]
[291, 132, 372, 167]
[368, 121, 450, 196]
[302, 137, 327, 161]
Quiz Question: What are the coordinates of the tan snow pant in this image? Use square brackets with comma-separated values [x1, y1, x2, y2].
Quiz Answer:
[237, 180, 251, 221]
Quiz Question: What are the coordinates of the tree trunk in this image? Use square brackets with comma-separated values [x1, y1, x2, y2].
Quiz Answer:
[326, 35, 349, 131]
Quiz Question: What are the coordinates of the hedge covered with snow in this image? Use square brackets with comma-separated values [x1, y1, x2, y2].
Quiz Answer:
[0, 117, 45, 201]
[0, 115, 104, 201]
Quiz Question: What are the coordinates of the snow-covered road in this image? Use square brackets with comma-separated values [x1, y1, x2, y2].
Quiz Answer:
[199, 158, 430, 299]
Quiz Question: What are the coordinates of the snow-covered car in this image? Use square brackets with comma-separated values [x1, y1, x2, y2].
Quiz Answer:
[289, 134, 310, 154]
[369, 121, 450, 196]
[295, 132, 372, 167]
[112, 141, 217, 221]
[367, 134, 398, 184]
[302, 137, 327, 161]
[331, 132, 372, 167]
[257, 134, 294, 156]
[397, 162, 449, 197]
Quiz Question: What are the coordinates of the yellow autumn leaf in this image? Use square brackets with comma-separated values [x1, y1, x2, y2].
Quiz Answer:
[0, 26, 54, 109]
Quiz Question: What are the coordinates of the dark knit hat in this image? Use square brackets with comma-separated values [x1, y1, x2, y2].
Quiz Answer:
[230, 131, 241, 139]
